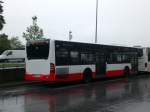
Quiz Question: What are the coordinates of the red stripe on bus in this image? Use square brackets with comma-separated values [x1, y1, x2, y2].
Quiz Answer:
[55, 73, 82, 82]
[26, 70, 130, 82]
[106, 70, 124, 77]
[25, 72, 55, 81]
[25, 72, 96, 82]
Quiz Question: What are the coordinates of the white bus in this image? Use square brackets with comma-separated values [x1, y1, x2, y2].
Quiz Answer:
[25, 39, 142, 82]
[138, 47, 150, 73]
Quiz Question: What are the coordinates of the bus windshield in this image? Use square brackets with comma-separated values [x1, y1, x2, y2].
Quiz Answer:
[26, 40, 49, 60]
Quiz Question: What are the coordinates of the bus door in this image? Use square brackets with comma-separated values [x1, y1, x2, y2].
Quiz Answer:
[96, 52, 106, 78]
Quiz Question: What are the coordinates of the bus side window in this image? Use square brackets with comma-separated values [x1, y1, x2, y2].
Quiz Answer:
[56, 49, 69, 66]
[117, 55, 122, 62]
[81, 52, 95, 64]
[122, 54, 129, 63]
[70, 51, 80, 65]
[110, 53, 129, 63]
[81, 53, 87, 64]
[109, 53, 117, 63]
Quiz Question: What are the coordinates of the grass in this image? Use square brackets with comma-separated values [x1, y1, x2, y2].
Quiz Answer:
[0, 63, 25, 68]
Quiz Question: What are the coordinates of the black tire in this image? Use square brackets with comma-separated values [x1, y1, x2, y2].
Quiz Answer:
[83, 68, 92, 83]
[124, 66, 130, 77]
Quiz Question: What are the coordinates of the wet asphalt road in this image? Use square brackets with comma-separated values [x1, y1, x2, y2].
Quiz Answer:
[1, 75, 150, 112]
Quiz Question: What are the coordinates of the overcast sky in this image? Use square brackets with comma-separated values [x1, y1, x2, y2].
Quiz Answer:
[1, 0, 150, 46]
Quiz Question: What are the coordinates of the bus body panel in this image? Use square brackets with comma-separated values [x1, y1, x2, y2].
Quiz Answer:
[25, 39, 55, 77]
[55, 65, 96, 81]
[106, 63, 131, 77]
[138, 47, 150, 73]
[49, 39, 56, 66]
[56, 65, 95, 74]
[26, 63, 131, 81]
[107, 63, 131, 71]
[26, 60, 50, 75]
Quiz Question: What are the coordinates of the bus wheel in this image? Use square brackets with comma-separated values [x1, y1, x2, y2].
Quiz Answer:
[83, 68, 92, 83]
[124, 66, 130, 77]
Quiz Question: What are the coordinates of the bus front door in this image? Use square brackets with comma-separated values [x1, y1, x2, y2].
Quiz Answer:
[96, 53, 106, 78]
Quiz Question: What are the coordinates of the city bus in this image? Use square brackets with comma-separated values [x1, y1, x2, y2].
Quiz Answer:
[138, 47, 150, 73]
[25, 39, 143, 82]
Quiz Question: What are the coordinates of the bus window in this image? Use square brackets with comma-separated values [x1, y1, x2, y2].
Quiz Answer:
[109, 53, 117, 63]
[117, 55, 122, 62]
[56, 49, 69, 66]
[70, 51, 80, 65]
[81, 52, 95, 64]
[110, 53, 129, 63]
[26, 40, 49, 60]
[122, 55, 128, 62]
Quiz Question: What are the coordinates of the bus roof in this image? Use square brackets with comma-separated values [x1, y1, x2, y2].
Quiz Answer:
[54, 39, 143, 50]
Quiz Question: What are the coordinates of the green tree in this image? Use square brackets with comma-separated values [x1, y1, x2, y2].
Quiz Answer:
[0, 1, 5, 30]
[23, 16, 44, 41]
[0, 33, 10, 54]
[9, 37, 24, 49]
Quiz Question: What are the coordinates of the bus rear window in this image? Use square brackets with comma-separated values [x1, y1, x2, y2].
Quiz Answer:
[26, 40, 49, 60]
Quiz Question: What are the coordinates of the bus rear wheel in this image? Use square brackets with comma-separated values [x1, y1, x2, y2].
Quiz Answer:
[83, 69, 92, 83]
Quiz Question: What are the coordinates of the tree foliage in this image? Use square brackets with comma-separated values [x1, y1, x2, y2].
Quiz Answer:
[0, 1, 5, 30]
[0, 33, 10, 54]
[9, 37, 24, 49]
[23, 16, 44, 41]
[0, 34, 24, 54]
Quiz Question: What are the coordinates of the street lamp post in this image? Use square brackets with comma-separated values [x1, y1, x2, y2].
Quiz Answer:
[95, 0, 99, 43]
[69, 31, 72, 41]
